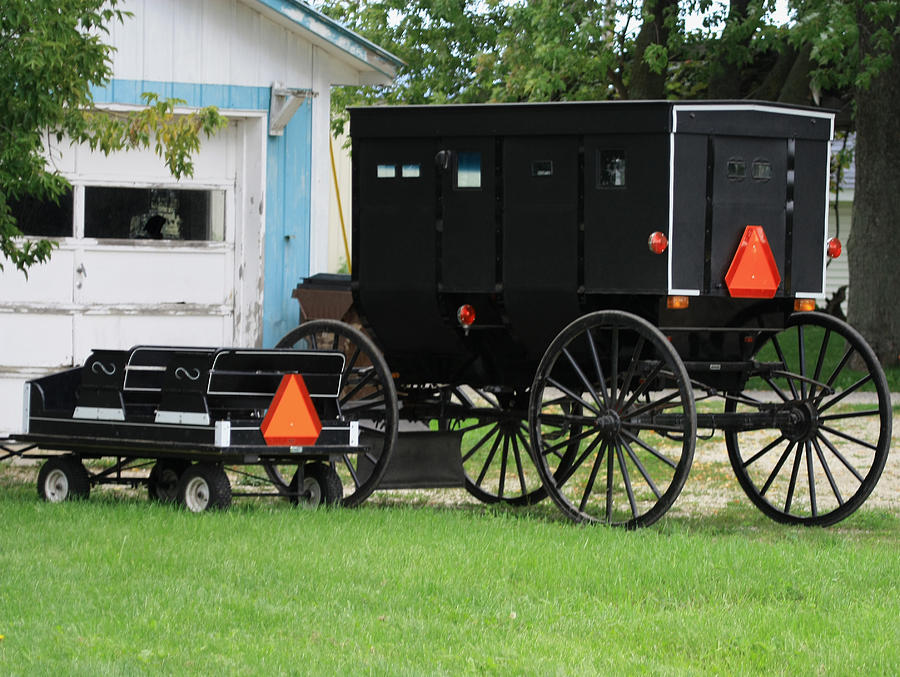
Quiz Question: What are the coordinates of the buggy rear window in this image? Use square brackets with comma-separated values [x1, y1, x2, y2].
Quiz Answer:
[455, 152, 482, 189]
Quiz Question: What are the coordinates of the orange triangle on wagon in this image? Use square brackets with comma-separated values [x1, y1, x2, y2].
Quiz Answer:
[260, 374, 322, 446]
[724, 225, 781, 298]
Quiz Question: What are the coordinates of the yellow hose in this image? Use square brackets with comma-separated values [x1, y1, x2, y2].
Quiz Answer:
[329, 135, 351, 274]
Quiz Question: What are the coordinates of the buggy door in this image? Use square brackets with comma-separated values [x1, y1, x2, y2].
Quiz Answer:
[709, 136, 788, 294]
[355, 139, 462, 354]
[501, 135, 581, 355]
[439, 138, 496, 293]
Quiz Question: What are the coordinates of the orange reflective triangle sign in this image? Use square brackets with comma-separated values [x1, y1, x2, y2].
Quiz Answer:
[724, 225, 781, 298]
[260, 374, 322, 446]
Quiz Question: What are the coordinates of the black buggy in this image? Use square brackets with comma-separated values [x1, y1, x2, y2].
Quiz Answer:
[279, 100, 890, 527]
[4, 101, 890, 526]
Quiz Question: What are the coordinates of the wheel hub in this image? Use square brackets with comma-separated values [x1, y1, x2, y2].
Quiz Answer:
[596, 410, 621, 438]
[780, 400, 819, 442]
[45, 469, 69, 502]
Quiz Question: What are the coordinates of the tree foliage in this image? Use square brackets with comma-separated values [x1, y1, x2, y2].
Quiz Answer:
[0, 0, 226, 275]
[319, 0, 814, 133]
[319, 0, 900, 363]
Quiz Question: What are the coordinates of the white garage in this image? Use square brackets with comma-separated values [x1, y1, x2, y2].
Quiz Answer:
[0, 0, 400, 433]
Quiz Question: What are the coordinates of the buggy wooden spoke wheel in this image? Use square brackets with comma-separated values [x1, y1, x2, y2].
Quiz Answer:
[441, 387, 547, 506]
[725, 312, 891, 526]
[529, 311, 696, 527]
[276, 320, 398, 507]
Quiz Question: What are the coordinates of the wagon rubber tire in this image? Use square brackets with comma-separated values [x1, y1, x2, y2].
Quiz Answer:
[147, 459, 190, 503]
[289, 462, 343, 507]
[275, 320, 398, 507]
[529, 310, 696, 527]
[37, 455, 91, 503]
[176, 464, 232, 512]
[725, 312, 891, 526]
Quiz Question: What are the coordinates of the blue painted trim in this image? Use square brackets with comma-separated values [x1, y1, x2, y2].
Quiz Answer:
[262, 98, 313, 347]
[91, 80, 271, 110]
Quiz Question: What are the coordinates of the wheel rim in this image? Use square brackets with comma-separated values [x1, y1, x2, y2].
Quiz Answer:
[530, 311, 696, 527]
[726, 312, 891, 525]
[275, 321, 398, 507]
[300, 476, 323, 508]
[183, 476, 211, 512]
[443, 387, 547, 505]
[44, 469, 69, 503]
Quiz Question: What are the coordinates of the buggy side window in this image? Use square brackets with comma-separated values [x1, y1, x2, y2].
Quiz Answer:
[455, 151, 482, 189]
[727, 158, 746, 181]
[401, 164, 421, 178]
[752, 160, 772, 181]
[597, 150, 626, 188]
[532, 160, 554, 177]
[377, 164, 396, 178]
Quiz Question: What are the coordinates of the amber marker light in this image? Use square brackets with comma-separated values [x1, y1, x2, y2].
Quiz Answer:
[794, 298, 817, 312]
[457, 304, 476, 327]
[667, 295, 689, 310]
[827, 237, 842, 259]
[648, 231, 668, 254]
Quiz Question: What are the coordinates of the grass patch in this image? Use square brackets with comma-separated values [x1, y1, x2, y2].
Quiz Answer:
[0, 474, 898, 675]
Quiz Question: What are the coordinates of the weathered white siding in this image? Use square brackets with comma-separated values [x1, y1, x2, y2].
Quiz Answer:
[0, 0, 399, 434]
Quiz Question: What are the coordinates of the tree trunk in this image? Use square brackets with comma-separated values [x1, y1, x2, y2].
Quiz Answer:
[706, 0, 752, 99]
[846, 10, 900, 365]
[629, 0, 677, 99]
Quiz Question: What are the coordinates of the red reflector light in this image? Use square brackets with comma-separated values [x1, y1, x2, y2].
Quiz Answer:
[648, 231, 668, 254]
[457, 304, 476, 327]
[827, 238, 842, 259]
[724, 225, 781, 298]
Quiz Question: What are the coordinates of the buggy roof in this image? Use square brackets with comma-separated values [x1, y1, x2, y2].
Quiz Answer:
[350, 100, 834, 141]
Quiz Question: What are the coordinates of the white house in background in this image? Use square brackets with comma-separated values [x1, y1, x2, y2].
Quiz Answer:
[825, 134, 854, 311]
[0, 0, 400, 434]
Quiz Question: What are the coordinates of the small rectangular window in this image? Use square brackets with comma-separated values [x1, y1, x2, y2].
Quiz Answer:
[377, 164, 396, 179]
[727, 158, 746, 181]
[84, 187, 225, 241]
[532, 160, 554, 177]
[456, 151, 482, 189]
[752, 160, 772, 181]
[401, 164, 421, 178]
[7, 189, 74, 237]
[598, 150, 626, 188]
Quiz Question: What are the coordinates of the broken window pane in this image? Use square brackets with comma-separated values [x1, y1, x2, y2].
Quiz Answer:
[83, 187, 225, 241]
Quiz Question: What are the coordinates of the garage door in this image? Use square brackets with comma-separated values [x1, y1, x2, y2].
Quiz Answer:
[0, 120, 257, 434]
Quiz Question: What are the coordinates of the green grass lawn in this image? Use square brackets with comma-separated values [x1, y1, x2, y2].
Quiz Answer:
[0, 475, 897, 675]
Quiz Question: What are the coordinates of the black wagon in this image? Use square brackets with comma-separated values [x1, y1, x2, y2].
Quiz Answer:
[4, 101, 890, 526]
[278, 100, 890, 527]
